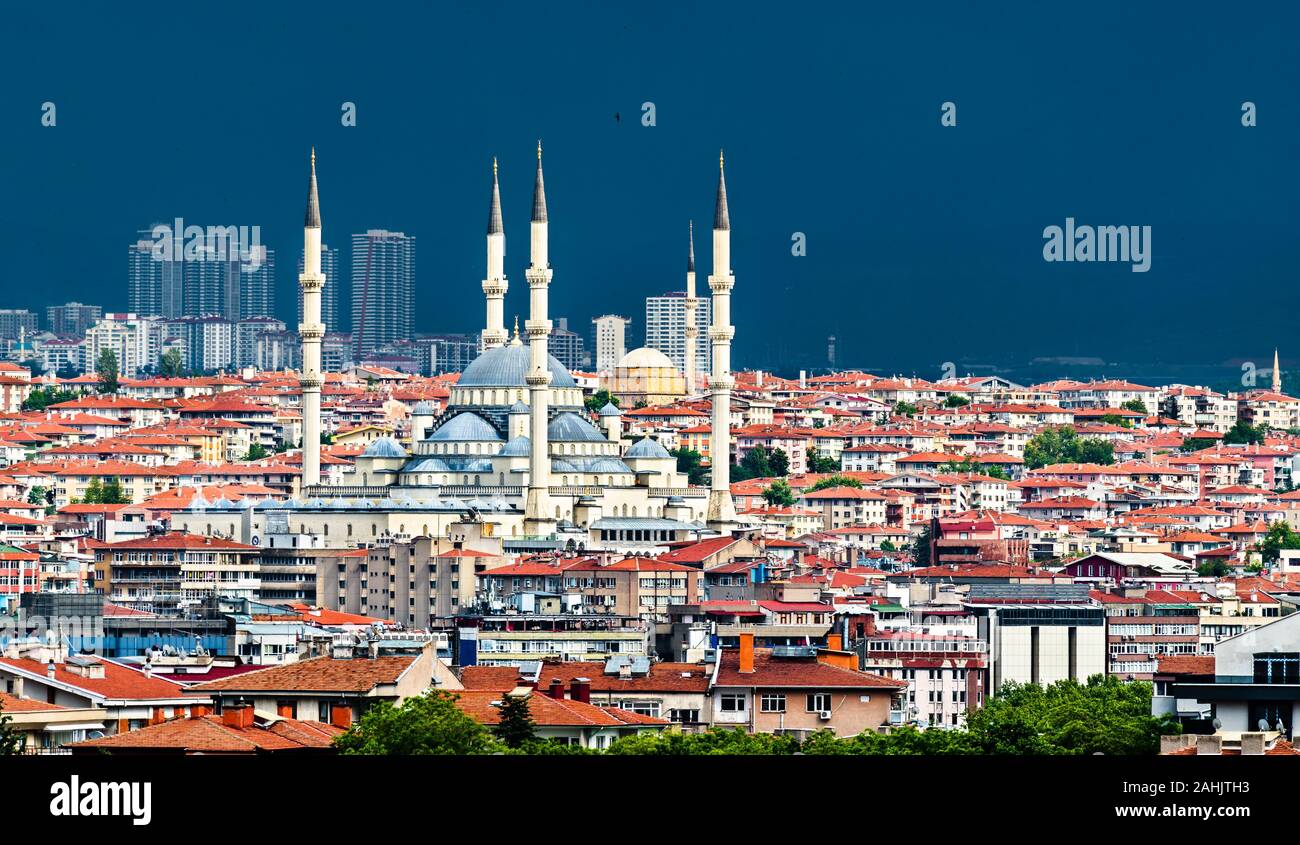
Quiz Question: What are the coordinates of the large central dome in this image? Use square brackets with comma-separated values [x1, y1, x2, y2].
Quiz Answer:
[458, 344, 576, 388]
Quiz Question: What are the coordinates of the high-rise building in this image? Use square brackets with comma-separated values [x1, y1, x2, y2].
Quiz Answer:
[239, 244, 276, 321]
[84, 313, 166, 378]
[424, 333, 479, 375]
[297, 243, 340, 332]
[592, 314, 630, 374]
[235, 316, 286, 368]
[351, 229, 414, 359]
[550, 317, 587, 372]
[165, 315, 235, 373]
[128, 228, 184, 318]
[46, 302, 103, 338]
[0, 310, 39, 342]
[645, 291, 710, 377]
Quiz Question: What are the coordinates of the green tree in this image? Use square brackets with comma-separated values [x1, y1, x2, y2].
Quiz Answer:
[82, 477, 104, 505]
[334, 691, 501, 755]
[806, 446, 839, 474]
[100, 478, 130, 505]
[584, 389, 619, 415]
[761, 479, 796, 507]
[494, 693, 537, 749]
[245, 443, 270, 461]
[944, 394, 970, 408]
[21, 386, 80, 412]
[911, 521, 933, 566]
[1023, 425, 1114, 470]
[1258, 520, 1300, 564]
[768, 447, 790, 477]
[894, 400, 919, 418]
[159, 347, 185, 378]
[1120, 398, 1148, 415]
[879, 539, 896, 553]
[806, 474, 863, 492]
[1180, 437, 1217, 453]
[1196, 559, 1231, 577]
[1224, 419, 1268, 444]
[669, 448, 708, 486]
[26, 485, 46, 507]
[732, 445, 774, 482]
[0, 698, 22, 755]
[95, 348, 120, 395]
[606, 727, 803, 756]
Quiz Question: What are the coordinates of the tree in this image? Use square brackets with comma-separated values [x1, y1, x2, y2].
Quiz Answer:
[944, 394, 970, 408]
[0, 698, 22, 755]
[806, 446, 839, 474]
[95, 348, 120, 395]
[584, 389, 619, 415]
[99, 478, 130, 505]
[894, 400, 919, 418]
[1120, 398, 1148, 415]
[494, 693, 537, 749]
[1196, 559, 1231, 577]
[761, 479, 796, 507]
[1023, 425, 1114, 470]
[732, 446, 774, 482]
[1224, 419, 1268, 444]
[1180, 437, 1217, 453]
[334, 691, 501, 755]
[81, 478, 104, 505]
[911, 521, 933, 566]
[1258, 520, 1300, 564]
[245, 443, 270, 461]
[880, 539, 896, 552]
[159, 347, 185, 378]
[669, 448, 708, 486]
[768, 448, 790, 477]
[806, 474, 863, 492]
[21, 386, 80, 412]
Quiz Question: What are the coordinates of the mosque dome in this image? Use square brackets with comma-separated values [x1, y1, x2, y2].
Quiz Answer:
[426, 412, 503, 442]
[548, 411, 609, 443]
[362, 437, 408, 458]
[459, 344, 576, 389]
[625, 436, 671, 459]
[617, 347, 676, 370]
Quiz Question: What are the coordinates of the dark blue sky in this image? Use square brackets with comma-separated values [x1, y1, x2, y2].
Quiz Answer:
[2, 2, 1296, 377]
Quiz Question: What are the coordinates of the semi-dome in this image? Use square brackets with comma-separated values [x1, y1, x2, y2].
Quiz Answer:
[497, 435, 531, 457]
[598, 402, 621, 417]
[459, 344, 576, 389]
[362, 436, 408, 458]
[625, 436, 671, 459]
[617, 346, 676, 370]
[426, 412, 503, 442]
[548, 411, 608, 442]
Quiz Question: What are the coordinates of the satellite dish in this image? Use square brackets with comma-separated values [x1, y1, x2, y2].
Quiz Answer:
[1277, 719, 1286, 733]
[1258, 718, 1271, 731]
[1212, 718, 1223, 730]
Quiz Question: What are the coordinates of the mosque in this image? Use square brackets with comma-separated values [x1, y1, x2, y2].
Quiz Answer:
[175, 146, 741, 552]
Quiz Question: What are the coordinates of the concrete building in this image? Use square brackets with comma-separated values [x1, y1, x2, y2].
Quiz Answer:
[966, 584, 1107, 690]
[351, 229, 414, 359]
[592, 314, 630, 374]
[46, 302, 103, 337]
[645, 291, 710, 381]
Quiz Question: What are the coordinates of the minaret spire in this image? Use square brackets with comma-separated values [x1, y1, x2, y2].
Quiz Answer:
[706, 151, 738, 528]
[481, 157, 509, 350]
[524, 140, 555, 535]
[299, 148, 325, 487]
[1274, 348, 1282, 394]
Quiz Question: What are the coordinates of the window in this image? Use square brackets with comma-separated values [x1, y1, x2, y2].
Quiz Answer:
[760, 693, 786, 713]
[806, 693, 832, 712]
[1254, 652, 1300, 685]
[719, 693, 746, 712]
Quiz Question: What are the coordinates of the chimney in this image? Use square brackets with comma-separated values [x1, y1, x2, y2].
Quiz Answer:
[222, 701, 255, 730]
[142, 661, 152, 679]
[570, 677, 591, 704]
[190, 705, 209, 718]
[46, 659, 56, 680]
[547, 678, 565, 700]
[1240, 732, 1266, 756]
[329, 704, 353, 729]
[739, 632, 755, 673]
[826, 633, 843, 651]
[1195, 735, 1223, 756]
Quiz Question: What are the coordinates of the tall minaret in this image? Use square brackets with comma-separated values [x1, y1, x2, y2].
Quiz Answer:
[684, 220, 698, 394]
[523, 141, 555, 534]
[706, 151, 738, 528]
[299, 148, 324, 488]
[1273, 348, 1282, 394]
[481, 158, 509, 351]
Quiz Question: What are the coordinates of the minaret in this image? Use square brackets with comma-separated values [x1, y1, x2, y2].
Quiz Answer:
[481, 158, 509, 351]
[706, 151, 738, 528]
[684, 220, 698, 394]
[1273, 348, 1282, 394]
[299, 148, 324, 488]
[523, 141, 555, 535]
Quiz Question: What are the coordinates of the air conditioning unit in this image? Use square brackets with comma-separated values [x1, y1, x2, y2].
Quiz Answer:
[818, 710, 832, 720]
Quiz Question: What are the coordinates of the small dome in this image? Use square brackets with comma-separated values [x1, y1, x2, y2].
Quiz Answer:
[426, 412, 502, 442]
[497, 435, 531, 457]
[548, 411, 608, 443]
[362, 437, 408, 458]
[459, 343, 576, 389]
[598, 402, 621, 417]
[617, 346, 676, 370]
[509, 400, 530, 414]
[625, 436, 671, 459]
[411, 400, 435, 415]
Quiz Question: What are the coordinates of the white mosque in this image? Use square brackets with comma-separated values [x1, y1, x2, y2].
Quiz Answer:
[176, 146, 741, 552]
